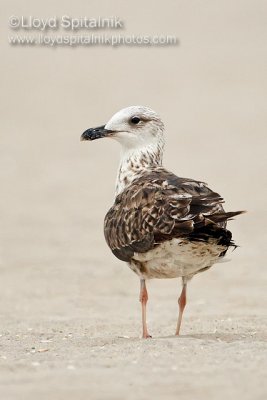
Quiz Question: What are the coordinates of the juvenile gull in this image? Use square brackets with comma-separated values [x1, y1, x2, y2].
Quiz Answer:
[81, 106, 244, 338]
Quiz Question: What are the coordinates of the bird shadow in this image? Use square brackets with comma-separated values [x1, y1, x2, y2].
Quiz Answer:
[149, 332, 261, 342]
[117, 332, 261, 343]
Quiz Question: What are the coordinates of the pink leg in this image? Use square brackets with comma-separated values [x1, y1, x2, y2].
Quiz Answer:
[139, 279, 151, 339]
[175, 282, 187, 336]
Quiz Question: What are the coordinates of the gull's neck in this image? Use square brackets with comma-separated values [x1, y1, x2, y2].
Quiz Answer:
[115, 141, 164, 196]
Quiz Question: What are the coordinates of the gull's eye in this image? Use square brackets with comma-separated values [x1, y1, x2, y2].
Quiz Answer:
[130, 116, 141, 125]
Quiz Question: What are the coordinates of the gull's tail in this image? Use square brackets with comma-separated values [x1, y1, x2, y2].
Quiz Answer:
[207, 210, 246, 224]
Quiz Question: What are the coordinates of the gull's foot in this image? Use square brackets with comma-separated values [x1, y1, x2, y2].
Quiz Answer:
[142, 333, 152, 339]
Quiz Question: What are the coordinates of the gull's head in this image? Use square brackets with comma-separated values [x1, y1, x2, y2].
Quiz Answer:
[81, 106, 164, 150]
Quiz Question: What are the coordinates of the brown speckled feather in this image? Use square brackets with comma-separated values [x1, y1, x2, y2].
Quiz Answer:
[104, 168, 243, 262]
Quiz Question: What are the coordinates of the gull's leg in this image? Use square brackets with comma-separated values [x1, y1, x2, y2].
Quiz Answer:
[175, 279, 187, 336]
[139, 279, 151, 338]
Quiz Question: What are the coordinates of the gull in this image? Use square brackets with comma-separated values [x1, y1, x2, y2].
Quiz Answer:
[81, 106, 244, 338]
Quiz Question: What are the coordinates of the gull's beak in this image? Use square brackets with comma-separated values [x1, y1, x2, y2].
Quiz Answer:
[81, 125, 113, 141]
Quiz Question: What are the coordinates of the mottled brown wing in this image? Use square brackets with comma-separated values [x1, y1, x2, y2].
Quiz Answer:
[104, 169, 234, 262]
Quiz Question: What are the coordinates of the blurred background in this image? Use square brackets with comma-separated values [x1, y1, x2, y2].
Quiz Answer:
[0, 1, 266, 399]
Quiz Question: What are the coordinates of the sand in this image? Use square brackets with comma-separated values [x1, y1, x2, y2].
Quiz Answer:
[1, 0, 267, 399]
